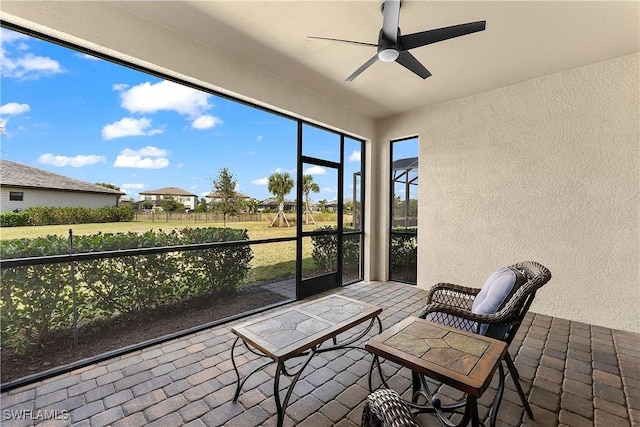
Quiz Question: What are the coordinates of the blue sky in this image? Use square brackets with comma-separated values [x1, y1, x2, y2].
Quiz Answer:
[0, 27, 366, 203]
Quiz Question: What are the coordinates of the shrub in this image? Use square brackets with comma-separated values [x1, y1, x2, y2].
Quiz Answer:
[390, 228, 417, 270]
[0, 236, 72, 352]
[0, 211, 30, 227]
[23, 205, 134, 227]
[74, 230, 182, 316]
[180, 227, 253, 295]
[311, 226, 359, 273]
[0, 227, 253, 353]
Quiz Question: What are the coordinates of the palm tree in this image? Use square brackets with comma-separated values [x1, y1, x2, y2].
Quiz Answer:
[302, 174, 320, 224]
[267, 172, 294, 227]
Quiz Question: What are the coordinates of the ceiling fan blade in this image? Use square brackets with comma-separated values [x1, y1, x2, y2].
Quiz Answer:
[400, 21, 486, 50]
[395, 51, 432, 79]
[381, 0, 400, 43]
[346, 55, 379, 81]
[307, 36, 377, 47]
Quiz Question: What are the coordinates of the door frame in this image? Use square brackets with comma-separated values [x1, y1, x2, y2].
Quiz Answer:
[295, 125, 345, 299]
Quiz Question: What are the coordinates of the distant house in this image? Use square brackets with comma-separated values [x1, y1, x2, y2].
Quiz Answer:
[258, 197, 296, 212]
[0, 159, 123, 213]
[119, 197, 135, 208]
[325, 200, 339, 212]
[138, 187, 198, 211]
[204, 191, 252, 204]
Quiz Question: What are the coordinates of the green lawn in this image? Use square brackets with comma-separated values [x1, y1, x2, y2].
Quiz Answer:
[0, 219, 334, 283]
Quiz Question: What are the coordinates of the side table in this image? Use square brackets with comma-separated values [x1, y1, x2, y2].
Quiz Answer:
[365, 316, 507, 427]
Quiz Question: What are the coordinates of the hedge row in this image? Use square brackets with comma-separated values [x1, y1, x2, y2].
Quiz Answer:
[310, 226, 360, 273]
[0, 227, 252, 353]
[0, 205, 134, 227]
[390, 228, 418, 269]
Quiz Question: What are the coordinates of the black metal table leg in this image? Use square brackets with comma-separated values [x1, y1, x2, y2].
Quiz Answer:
[235, 314, 383, 427]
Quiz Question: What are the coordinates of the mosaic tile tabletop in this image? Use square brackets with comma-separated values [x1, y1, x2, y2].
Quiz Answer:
[366, 316, 506, 396]
[233, 294, 381, 361]
[382, 321, 490, 375]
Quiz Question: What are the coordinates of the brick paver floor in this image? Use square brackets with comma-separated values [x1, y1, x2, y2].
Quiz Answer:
[1, 281, 638, 426]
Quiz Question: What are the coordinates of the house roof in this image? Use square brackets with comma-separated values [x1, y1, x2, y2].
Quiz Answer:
[259, 197, 295, 205]
[206, 191, 252, 199]
[139, 187, 198, 197]
[0, 160, 123, 195]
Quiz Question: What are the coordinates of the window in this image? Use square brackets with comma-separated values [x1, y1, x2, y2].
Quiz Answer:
[390, 137, 418, 284]
[2, 24, 365, 291]
[9, 191, 24, 201]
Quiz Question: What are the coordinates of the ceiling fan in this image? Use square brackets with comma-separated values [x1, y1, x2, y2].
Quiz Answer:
[308, 0, 486, 81]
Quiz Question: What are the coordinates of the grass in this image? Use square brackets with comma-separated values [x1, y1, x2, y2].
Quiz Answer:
[0, 219, 335, 283]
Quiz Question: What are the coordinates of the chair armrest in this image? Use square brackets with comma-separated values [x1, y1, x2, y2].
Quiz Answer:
[361, 388, 418, 427]
[426, 282, 480, 308]
[420, 302, 521, 326]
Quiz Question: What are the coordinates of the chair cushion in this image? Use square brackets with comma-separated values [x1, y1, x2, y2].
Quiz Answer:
[472, 267, 527, 337]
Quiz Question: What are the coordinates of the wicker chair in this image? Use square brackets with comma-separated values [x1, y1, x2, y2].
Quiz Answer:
[361, 388, 419, 427]
[416, 261, 552, 421]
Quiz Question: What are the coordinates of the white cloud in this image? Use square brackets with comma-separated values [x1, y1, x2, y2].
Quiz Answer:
[101, 117, 163, 140]
[0, 102, 30, 115]
[304, 165, 327, 175]
[256, 135, 263, 142]
[120, 183, 147, 195]
[1, 28, 30, 44]
[113, 146, 169, 169]
[113, 83, 129, 92]
[348, 150, 361, 162]
[38, 153, 106, 167]
[251, 177, 269, 185]
[121, 183, 146, 191]
[1, 50, 63, 80]
[76, 52, 101, 61]
[119, 80, 211, 118]
[192, 114, 222, 130]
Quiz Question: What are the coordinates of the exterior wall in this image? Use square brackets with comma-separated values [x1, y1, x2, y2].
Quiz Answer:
[376, 54, 640, 332]
[140, 194, 197, 210]
[1, 187, 119, 212]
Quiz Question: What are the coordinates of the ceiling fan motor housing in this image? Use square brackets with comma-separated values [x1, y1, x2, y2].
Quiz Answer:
[377, 29, 399, 62]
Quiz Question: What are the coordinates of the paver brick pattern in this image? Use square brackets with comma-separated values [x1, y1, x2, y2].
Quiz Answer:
[1, 281, 639, 426]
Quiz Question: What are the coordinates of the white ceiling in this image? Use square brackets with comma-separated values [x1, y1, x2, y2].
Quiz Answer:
[114, 1, 639, 119]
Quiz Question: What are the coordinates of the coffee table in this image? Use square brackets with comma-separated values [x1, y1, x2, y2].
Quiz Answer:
[231, 294, 382, 427]
[365, 316, 507, 427]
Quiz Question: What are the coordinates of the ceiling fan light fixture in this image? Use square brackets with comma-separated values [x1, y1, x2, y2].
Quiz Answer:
[378, 48, 399, 62]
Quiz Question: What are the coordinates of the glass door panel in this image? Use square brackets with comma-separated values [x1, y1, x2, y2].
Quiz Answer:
[298, 159, 340, 298]
[390, 137, 418, 284]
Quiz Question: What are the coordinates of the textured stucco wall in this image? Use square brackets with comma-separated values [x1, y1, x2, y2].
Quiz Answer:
[377, 54, 640, 332]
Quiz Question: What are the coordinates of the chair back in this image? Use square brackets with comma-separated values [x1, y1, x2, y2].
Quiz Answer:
[483, 261, 551, 342]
